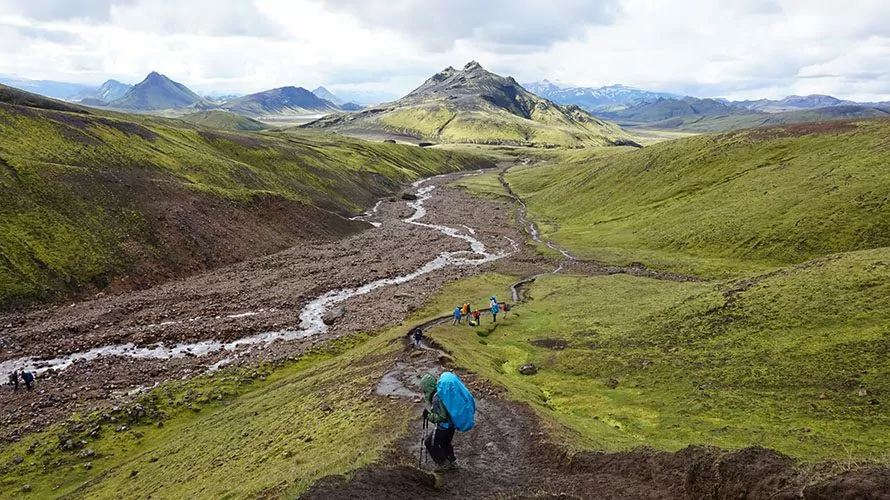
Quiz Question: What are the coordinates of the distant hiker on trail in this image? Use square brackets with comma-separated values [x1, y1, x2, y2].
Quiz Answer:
[460, 303, 470, 321]
[491, 300, 500, 323]
[420, 372, 476, 470]
[467, 309, 479, 327]
[8, 371, 18, 392]
[412, 327, 424, 348]
[22, 371, 34, 391]
[502, 302, 512, 319]
[490, 296, 498, 310]
[471, 309, 481, 326]
[452, 306, 462, 325]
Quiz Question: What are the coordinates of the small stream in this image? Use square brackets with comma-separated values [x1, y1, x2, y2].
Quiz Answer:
[498, 172, 578, 303]
[0, 175, 512, 377]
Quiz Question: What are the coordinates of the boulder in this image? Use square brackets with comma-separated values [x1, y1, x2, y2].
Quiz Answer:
[519, 364, 537, 375]
[322, 307, 346, 326]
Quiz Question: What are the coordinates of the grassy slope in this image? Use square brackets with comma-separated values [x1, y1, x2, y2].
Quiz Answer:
[0, 333, 410, 498]
[1, 255, 887, 496]
[428, 262, 890, 461]
[617, 105, 890, 133]
[0, 87, 491, 307]
[179, 110, 267, 131]
[439, 122, 890, 461]
[506, 119, 890, 278]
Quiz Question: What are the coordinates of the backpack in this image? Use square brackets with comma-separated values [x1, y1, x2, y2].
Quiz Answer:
[436, 372, 476, 432]
[22, 372, 34, 383]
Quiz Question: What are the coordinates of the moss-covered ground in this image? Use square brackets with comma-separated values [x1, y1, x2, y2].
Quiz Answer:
[427, 262, 890, 461]
[504, 119, 890, 279]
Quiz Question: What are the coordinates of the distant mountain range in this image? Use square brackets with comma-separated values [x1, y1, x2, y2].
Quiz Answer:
[3, 71, 888, 135]
[306, 61, 637, 147]
[731, 94, 864, 112]
[311, 86, 364, 111]
[69, 79, 132, 103]
[0, 74, 93, 100]
[222, 86, 339, 117]
[110, 72, 212, 111]
[523, 80, 681, 112]
[312, 86, 344, 106]
[597, 96, 890, 132]
[325, 89, 399, 106]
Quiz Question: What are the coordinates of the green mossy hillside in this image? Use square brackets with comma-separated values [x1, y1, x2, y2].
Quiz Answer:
[0, 85, 492, 307]
[306, 62, 637, 148]
[428, 259, 890, 460]
[179, 110, 268, 131]
[506, 119, 890, 277]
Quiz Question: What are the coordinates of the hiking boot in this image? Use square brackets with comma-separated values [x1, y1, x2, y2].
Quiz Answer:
[434, 461, 455, 472]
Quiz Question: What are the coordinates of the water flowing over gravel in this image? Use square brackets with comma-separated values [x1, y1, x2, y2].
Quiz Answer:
[0, 171, 529, 441]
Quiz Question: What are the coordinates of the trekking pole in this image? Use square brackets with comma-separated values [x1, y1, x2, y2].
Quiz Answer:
[420, 419, 430, 469]
[419, 416, 426, 469]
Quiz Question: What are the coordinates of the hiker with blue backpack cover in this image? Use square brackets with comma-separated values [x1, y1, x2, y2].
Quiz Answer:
[420, 372, 476, 470]
[490, 298, 500, 323]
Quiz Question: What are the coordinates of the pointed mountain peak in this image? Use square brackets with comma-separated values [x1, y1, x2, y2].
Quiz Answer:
[140, 71, 169, 85]
[463, 61, 483, 72]
[312, 86, 345, 106]
[110, 72, 205, 111]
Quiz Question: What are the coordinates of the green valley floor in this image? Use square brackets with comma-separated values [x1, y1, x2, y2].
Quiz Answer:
[3, 121, 890, 497]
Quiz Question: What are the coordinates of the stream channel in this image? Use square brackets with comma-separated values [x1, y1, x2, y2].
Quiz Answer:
[0, 175, 514, 377]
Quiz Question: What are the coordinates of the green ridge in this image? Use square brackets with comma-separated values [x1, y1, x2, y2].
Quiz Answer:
[0, 84, 491, 307]
[505, 118, 890, 277]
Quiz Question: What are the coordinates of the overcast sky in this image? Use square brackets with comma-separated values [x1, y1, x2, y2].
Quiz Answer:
[1, 0, 889, 100]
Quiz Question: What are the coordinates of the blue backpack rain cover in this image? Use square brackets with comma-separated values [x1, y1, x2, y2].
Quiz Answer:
[437, 371, 476, 432]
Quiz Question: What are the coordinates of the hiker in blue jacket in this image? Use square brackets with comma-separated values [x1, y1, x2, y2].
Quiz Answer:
[420, 374, 457, 468]
[22, 371, 34, 391]
[490, 298, 500, 323]
[452, 306, 462, 325]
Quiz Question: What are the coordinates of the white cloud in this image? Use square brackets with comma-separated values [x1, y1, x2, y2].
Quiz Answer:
[306, 0, 621, 52]
[0, 0, 888, 101]
[0, 0, 132, 22]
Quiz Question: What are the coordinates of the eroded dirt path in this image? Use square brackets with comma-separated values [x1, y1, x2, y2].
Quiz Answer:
[0, 171, 537, 441]
[304, 333, 890, 500]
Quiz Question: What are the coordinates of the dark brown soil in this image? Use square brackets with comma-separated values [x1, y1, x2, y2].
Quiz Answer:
[530, 338, 570, 350]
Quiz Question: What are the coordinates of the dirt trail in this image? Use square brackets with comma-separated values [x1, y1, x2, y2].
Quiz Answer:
[304, 332, 890, 500]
